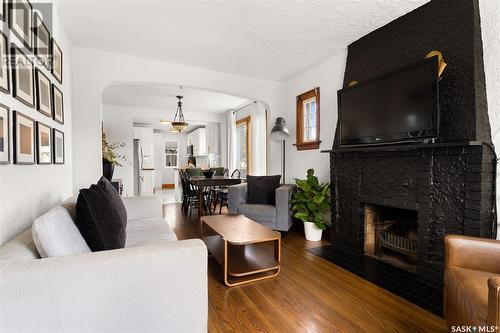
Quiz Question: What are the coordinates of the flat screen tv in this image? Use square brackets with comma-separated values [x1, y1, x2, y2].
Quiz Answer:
[338, 56, 439, 146]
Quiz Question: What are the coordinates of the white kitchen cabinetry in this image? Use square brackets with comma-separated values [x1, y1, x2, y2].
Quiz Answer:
[205, 123, 220, 154]
[189, 128, 207, 156]
[133, 127, 154, 155]
[141, 170, 155, 195]
[142, 128, 154, 156]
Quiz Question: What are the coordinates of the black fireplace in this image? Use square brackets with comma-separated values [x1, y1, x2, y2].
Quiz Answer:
[328, 143, 495, 285]
[321, 0, 497, 287]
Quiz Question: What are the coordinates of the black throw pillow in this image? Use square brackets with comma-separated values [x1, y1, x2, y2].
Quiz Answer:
[76, 182, 127, 251]
[246, 175, 281, 205]
[97, 176, 127, 228]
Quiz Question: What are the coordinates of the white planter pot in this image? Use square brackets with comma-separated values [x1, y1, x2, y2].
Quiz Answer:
[303, 221, 323, 241]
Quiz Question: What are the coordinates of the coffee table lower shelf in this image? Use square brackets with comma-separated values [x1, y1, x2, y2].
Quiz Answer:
[203, 235, 280, 286]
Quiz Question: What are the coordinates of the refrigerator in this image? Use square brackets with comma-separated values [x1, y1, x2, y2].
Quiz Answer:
[133, 139, 142, 196]
[134, 138, 155, 196]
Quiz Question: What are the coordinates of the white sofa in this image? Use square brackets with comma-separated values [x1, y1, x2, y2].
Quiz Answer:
[0, 196, 208, 333]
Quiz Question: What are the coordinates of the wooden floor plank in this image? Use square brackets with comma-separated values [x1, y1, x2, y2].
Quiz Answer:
[163, 203, 447, 333]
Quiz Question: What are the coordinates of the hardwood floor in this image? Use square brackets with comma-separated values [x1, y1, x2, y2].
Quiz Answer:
[163, 203, 448, 333]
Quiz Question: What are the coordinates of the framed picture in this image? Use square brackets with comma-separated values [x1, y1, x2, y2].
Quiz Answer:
[0, 31, 9, 94]
[36, 121, 51, 164]
[53, 128, 64, 164]
[8, 0, 33, 50]
[0, 0, 6, 22]
[52, 84, 63, 123]
[0, 103, 9, 164]
[51, 38, 62, 84]
[11, 45, 35, 107]
[35, 69, 51, 117]
[34, 11, 51, 70]
[13, 111, 35, 164]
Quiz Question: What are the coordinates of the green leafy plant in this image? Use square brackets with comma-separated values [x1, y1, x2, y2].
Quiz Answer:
[102, 133, 128, 167]
[291, 168, 332, 230]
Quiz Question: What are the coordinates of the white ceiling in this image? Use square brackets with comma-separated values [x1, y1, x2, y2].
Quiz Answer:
[102, 83, 250, 113]
[58, 0, 428, 80]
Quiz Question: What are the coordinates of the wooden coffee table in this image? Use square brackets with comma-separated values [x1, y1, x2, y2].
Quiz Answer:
[200, 215, 281, 287]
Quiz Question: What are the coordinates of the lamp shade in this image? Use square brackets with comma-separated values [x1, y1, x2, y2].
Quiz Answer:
[270, 117, 289, 140]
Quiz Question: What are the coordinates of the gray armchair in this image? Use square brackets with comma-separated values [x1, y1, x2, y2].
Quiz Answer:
[228, 183, 295, 231]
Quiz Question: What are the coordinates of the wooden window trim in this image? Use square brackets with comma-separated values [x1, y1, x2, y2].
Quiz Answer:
[294, 87, 321, 151]
[236, 116, 252, 175]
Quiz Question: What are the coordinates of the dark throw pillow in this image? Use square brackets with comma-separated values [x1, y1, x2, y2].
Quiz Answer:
[246, 175, 281, 205]
[97, 176, 127, 228]
[75, 180, 127, 251]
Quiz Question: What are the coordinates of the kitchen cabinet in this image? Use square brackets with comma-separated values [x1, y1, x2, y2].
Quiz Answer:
[205, 123, 220, 154]
[141, 170, 155, 195]
[133, 126, 154, 160]
[189, 128, 207, 156]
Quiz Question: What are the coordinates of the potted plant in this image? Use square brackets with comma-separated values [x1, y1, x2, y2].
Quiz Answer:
[291, 168, 331, 241]
[102, 133, 127, 181]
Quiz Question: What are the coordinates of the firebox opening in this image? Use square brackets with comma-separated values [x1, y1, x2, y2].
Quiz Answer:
[364, 204, 418, 273]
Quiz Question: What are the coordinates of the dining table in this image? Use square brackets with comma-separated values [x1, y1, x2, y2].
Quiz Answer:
[189, 176, 243, 218]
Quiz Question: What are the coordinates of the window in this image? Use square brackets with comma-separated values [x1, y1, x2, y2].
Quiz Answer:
[295, 88, 320, 150]
[236, 116, 251, 177]
[164, 141, 178, 167]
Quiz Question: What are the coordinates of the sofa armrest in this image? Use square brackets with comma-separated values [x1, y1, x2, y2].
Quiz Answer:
[275, 184, 295, 231]
[0, 239, 207, 333]
[122, 196, 162, 221]
[488, 276, 500, 327]
[445, 235, 500, 274]
[228, 183, 247, 214]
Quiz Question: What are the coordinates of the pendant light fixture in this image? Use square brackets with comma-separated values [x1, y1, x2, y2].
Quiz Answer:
[170, 95, 188, 132]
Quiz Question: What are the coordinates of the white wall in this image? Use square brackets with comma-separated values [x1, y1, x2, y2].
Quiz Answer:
[0, 3, 73, 245]
[235, 102, 267, 176]
[101, 105, 133, 195]
[71, 47, 285, 193]
[282, 51, 347, 183]
[479, 0, 500, 238]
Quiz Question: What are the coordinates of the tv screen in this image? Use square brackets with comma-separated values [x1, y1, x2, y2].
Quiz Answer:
[338, 56, 439, 146]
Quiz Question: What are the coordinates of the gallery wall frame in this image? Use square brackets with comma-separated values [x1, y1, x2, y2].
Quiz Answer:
[13, 110, 35, 164]
[0, 31, 10, 94]
[36, 121, 51, 164]
[51, 38, 62, 84]
[35, 68, 52, 117]
[51, 83, 63, 124]
[0, 0, 6, 22]
[11, 44, 35, 108]
[0, 103, 9, 164]
[52, 128, 64, 164]
[8, 0, 33, 51]
[33, 11, 51, 70]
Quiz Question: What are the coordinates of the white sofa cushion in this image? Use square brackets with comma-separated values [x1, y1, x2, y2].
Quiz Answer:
[0, 229, 40, 261]
[126, 217, 177, 248]
[32, 205, 91, 258]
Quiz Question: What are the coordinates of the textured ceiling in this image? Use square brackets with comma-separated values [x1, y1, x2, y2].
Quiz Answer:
[58, 0, 428, 80]
[102, 83, 250, 113]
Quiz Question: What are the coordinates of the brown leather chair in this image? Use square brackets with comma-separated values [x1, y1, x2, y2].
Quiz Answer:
[444, 235, 500, 329]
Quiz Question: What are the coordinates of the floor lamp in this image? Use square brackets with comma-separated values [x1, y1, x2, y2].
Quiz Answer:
[270, 117, 289, 184]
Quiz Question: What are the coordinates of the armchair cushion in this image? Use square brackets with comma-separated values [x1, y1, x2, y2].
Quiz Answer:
[237, 204, 276, 224]
[246, 175, 281, 205]
[444, 266, 491, 326]
[444, 235, 500, 328]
